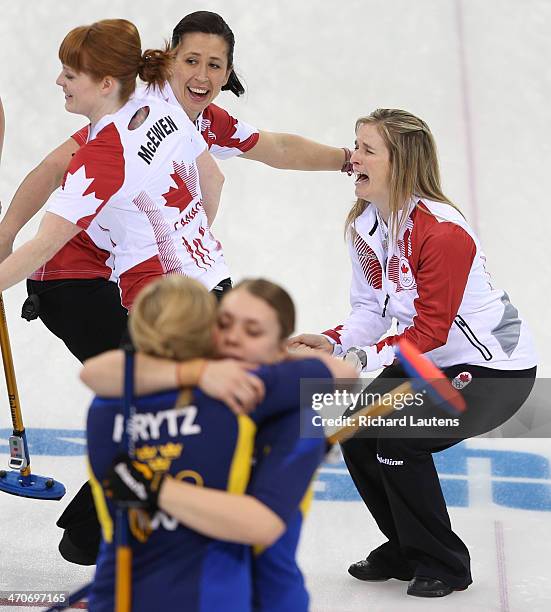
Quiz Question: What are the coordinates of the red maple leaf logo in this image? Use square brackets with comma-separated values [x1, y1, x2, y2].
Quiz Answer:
[401, 263, 409, 274]
[459, 373, 471, 382]
[162, 169, 193, 213]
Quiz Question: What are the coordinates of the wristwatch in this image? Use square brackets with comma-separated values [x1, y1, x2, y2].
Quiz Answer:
[344, 346, 368, 371]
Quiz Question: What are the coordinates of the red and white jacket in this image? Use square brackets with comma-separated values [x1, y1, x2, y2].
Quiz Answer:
[323, 199, 537, 371]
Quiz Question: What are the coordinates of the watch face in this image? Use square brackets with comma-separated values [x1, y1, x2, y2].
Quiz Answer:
[344, 350, 363, 372]
[346, 347, 367, 370]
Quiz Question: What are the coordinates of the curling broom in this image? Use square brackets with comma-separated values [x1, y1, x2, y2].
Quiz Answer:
[0, 294, 65, 500]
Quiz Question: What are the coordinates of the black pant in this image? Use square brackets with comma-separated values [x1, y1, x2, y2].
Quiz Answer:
[341, 362, 536, 587]
[26, 279, 128, 363]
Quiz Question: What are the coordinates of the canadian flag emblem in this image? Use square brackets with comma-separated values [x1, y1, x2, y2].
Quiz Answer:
[398, 256, 415, 289]
[452, 371, 473, 390]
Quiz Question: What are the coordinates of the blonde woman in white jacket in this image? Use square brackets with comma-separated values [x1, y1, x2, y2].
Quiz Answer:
[290, 109, 537, 599]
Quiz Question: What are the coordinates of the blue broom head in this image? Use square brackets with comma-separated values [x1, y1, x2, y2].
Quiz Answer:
[0, 469, 66, 500]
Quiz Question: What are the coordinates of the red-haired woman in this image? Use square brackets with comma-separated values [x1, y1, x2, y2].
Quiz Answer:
[0, 19, 228, 352]
[0, 19, 236, 566]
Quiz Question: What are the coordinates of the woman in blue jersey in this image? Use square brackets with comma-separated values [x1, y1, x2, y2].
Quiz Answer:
[84, 276, 356, 611]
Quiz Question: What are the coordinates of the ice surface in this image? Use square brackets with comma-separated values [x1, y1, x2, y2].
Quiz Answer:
[0, 1, 549, 610]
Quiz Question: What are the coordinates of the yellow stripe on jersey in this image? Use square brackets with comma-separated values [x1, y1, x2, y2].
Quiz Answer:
[88, 460, 114, 543]
[299, 481, 315, 517]
[252, 479, 316, 558]
[252, 542, 265, 557]
[227, 414, 256, 494]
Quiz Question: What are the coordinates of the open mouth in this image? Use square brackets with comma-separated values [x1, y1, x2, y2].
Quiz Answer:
[187, 86, 209, 102]
[355, 173, 369, 184]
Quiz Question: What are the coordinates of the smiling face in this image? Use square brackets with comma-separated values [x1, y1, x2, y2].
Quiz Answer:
[56, 65, 104, 117]
[170, 32, 232, 120]
[213, 288, 287, 365]
[351, 122, 391, 214]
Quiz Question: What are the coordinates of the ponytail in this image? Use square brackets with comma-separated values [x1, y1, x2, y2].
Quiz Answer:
[222, 69, 245, 97]
[59, 19, 174, 104]
[138, 44, 174, 91]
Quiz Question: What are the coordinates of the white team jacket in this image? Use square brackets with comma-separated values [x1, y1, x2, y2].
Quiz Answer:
[323, 198, 537, 372]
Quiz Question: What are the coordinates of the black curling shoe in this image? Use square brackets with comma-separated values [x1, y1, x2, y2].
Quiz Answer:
[56, 481, 101, 566]
[348, 558, 413, 582]
[58, 530, 98, 566]
[407, 577, 468, 597]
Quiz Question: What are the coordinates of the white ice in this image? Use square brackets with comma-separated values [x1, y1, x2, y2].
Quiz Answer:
[0, 1, 549, 610]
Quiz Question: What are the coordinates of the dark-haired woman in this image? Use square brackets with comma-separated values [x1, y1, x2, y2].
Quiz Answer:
[166, 11, 348, 174]
[0, 10, 350, 364]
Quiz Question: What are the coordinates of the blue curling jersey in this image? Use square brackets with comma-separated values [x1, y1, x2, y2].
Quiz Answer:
[87, 358, 329, 612]
[249, 405, 320, 612]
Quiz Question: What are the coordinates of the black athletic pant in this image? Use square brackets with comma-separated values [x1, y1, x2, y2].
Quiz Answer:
[27, 276, 233, 564]
[26, 279, 128, 363]
[341, 362, 536, 588]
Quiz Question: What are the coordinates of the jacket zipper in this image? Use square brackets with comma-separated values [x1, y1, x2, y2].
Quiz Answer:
[454, 315, 493, 361]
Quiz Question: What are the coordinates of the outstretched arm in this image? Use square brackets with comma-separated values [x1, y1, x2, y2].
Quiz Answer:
[240, 130, 349, 171]
[0, 138, 78, 262]
[0, 211, 80, 292]
[81, 350, 178, 395]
